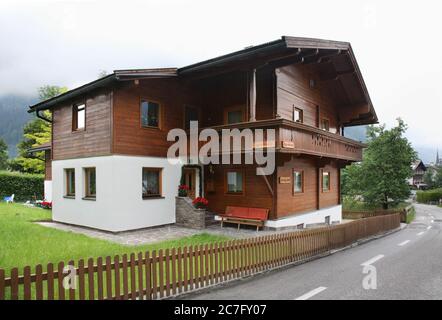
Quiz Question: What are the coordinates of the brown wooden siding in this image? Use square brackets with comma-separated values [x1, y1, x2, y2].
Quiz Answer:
[112, 79, 202, 157]
[52, 90, 112, 160]
[275, 154, 340, 218]
[204, 163, 275, 218]
[276, 63, 340, 134]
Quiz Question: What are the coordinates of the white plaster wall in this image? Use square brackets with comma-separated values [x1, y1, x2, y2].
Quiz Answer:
[264, 205, 342, 229]
[44, 180, 52, 201]
[52, 155, 182, 232]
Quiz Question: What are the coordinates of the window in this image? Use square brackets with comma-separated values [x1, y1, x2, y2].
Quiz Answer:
[142, 168, 162, 198]
[73, 103, 85, 131]
[226, 110, 243, 124]
[226, 170, 244, 194]
[293, 107, 303, 123]
[293, 170, 303, 194]
[184, 106, 199, 130]
[65, 169, 75, 197]
[84, 167, 96, 198]
[141, 100, 160, 128]
[321, 118, 330, 131]
[322, 171, 330, 192]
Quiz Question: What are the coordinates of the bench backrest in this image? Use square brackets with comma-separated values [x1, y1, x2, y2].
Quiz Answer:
[225, 206, 269, 221]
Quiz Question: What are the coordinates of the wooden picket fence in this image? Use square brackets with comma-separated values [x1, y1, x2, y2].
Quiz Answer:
[0, 213, 400, 300]
[343, 205, 413, 222]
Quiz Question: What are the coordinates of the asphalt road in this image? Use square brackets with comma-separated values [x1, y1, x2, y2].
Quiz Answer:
[187, 204, 442, 300]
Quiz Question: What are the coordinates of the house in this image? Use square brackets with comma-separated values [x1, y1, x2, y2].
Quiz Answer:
[409, 160, 427, 189]
[28, 142, 52, 201]
[29, 36, 378, 232]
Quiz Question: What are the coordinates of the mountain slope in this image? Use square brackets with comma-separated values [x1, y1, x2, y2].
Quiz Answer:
[0, 95, 37, 157]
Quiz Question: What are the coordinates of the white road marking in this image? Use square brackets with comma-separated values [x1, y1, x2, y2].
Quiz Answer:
[417, 231, 425, 236]
[427, 226, 432, 230]
[398, 240, 410, 246]
[295, 287, 327, 300]
[361, 254, 385, 266]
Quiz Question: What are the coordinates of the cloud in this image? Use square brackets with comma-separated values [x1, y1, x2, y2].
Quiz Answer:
[0, 0, 441, 152]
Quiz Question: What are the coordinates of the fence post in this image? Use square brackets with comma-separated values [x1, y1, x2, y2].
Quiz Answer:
[0, 269, 5, 300]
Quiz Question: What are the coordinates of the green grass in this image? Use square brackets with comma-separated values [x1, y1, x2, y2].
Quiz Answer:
[406, 206, 416, 224]
[342, 196, 409, 211]
[0, 203, 229, 274]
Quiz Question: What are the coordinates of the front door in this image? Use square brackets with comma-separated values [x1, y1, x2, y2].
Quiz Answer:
[183, 168, 197, 199]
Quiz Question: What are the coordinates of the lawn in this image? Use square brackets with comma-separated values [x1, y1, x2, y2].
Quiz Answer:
[342, 196, 409, 211]
[0, 203, 230, 274]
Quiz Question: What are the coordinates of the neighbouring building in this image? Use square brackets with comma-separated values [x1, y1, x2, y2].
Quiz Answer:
[28, 142, 52, 201]
[409, 160, 427, 189]
[29, 36, 378, 232]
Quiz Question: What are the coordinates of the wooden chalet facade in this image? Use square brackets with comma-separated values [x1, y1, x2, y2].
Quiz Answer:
[29, 36, 377, 231]
[409, 160, 427, 189]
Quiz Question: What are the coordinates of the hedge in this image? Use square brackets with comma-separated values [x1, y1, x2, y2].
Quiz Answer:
[0, 171, 44, 202]
[416, 188, 442, 204]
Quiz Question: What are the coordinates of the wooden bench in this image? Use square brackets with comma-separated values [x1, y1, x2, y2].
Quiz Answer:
[220, 206, 269, 231]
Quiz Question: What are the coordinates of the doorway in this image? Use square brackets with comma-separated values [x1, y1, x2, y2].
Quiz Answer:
[183, 168, 197, 199]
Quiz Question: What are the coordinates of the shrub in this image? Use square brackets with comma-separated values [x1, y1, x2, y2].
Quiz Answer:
[416, 188, 442, 204]
[0, 171, 44, 202]
[178, 184, 189, 197]
[192, 197, 208, 209]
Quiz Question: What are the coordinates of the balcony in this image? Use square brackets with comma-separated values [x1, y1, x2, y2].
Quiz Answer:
[198, 119, 364, 162]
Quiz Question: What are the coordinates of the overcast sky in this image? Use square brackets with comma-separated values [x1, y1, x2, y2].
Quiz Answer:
[1, 0, 441, 160]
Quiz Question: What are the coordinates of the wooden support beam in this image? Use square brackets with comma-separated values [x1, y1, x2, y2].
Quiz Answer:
[257, 167, 274, 196]
[302, 49, 341, 64]
[319, 69, 355, 81]
[249, 68, 256, 121]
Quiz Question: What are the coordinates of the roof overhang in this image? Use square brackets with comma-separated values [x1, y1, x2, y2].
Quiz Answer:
[28, 36, 377, 126]
[28, 69, 178, 113]
[28, 142, 51, 153]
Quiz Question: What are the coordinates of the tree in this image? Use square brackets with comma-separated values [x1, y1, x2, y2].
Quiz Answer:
[342, 119, 417, 209]
[9, 85, 67, 173]
[0, 138, 8, 170]
[423, 169, 435, 189]
[434, 166, 442, 188]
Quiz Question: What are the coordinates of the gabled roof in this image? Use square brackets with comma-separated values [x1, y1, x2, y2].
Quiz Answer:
[28, 36, 377, 125]
[411, 160, 426, 171]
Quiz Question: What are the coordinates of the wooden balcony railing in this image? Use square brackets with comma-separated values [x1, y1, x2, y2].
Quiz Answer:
[196, 119, 364, 162]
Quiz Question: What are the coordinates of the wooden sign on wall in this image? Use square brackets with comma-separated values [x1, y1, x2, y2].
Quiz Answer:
[279, 176, 291, 184]
[282, 141, 295, 149]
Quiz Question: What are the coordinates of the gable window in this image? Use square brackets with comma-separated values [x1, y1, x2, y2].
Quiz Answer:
[322, 171, 330, 192]
[293, 170, 304, 194]
[84, 167, 96, 199]
[73, 103, 85, 131]
[226, 110, 243, 124]
[293, 107, 303, 123]
[226, 170, 244, 194]
[184, 105, 199, 130]
[65, 168, 75, 197]
[321, 118, 330, 131]
[142, 168, 162, 198]
[141, 100, 160, 128]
